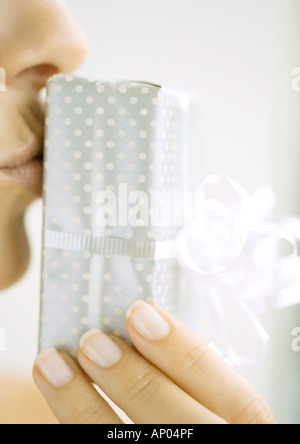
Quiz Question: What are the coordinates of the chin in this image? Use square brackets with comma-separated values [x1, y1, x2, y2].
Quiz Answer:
[0, 183, 37, 291]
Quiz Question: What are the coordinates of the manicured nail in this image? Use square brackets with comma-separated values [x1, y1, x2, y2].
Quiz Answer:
[126, 300, 171, 340]
[79, 329, 122, 368]
[35, 348, 74, 389]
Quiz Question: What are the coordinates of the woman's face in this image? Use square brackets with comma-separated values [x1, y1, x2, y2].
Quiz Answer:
[0, 0, 88, 290]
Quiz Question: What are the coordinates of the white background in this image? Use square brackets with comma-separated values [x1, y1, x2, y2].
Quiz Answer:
[0, 0, 300, 423]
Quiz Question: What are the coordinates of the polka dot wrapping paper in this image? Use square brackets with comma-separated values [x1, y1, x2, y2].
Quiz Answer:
[39, 75, 194, 357]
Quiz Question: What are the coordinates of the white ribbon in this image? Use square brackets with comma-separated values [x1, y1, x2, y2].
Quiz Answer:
[176, 175, 300, 368]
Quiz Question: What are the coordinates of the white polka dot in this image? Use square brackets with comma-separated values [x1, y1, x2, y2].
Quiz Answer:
[139, 153, 147, 160]
[84, 184, 92, 192]
[96, 129, 104, 137]
[106, 163, 115, 171]
[108, 96, 116, 104]
[139, 130, 148, 139]
[107, 118, 115, 127]
[97, 85, 105, 93]
[119, 85, 127, 94]
[104, 273, 112, 281]
[103, 317, 111, 326]
[114, 285, 122, 293]
[117, 152, 125, 160]
[85, 140, 93, 148]
[75, 85, 83, 93]
[107, 140, 115, 149]
[64, 96, 72, 104]
[75, 107, 83, 115]
[118, 130, 126, 138]
[114, 306, 122, 315]
[73, 151, 82, 159]
[73, 195, 81, 203]
[138, 175, 146, 183]
[118, 108, 126, 115]
[74, 129, 82, 137]
[54, 85, 62, 93]
[96, 151, 104, 160]
[86, 96, 94, 104]
[141, 87, 149, 94]
[64, 118, 72, 126]
[129, 119, 137, 127]
[129, 97, 138, 105]
[93, 306, 100, 314]
[74, 173, 82, 181]
[85, 118, 94, 126]
[84, 162, 93, 170]
[140, 108, 148, 116]
[146, 274, 154, 283]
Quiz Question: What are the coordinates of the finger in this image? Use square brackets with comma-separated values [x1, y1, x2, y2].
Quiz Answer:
[125, 301, 276, 425]
[33, 348, 123, 424]
[77, 329, 226, 424]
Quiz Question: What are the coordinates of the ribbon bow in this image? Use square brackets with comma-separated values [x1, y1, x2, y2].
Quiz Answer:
[177, 175, 300, 368]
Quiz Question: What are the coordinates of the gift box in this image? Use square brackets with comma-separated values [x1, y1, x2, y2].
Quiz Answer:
[39, 75, 195, 356]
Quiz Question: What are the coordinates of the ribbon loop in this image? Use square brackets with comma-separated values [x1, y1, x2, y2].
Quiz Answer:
[177, 175, 300, 368]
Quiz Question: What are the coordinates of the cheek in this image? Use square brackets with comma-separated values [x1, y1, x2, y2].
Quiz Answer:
[0, 183, 34, 290]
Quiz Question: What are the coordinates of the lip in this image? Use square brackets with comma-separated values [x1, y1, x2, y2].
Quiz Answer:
[0, 134, 44, 169]
[0, 135, 44, 196]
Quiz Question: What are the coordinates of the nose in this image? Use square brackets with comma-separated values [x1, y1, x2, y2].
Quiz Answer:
[2, 0, 89, 89]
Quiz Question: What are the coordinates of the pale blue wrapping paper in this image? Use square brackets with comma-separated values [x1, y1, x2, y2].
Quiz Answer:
[39, 75, 193, 356]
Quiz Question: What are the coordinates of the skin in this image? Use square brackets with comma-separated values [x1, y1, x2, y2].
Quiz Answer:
[0, 0, 276, 425]
[0, 0, 88, 290]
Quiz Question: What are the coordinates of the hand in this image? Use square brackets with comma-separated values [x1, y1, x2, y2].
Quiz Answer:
[33, 300, 276, 424]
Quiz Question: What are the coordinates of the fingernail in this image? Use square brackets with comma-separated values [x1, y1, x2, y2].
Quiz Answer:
[35, 348, 74, 389]
[126, 300, 171, 340]
[79, 329, 122, 368]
